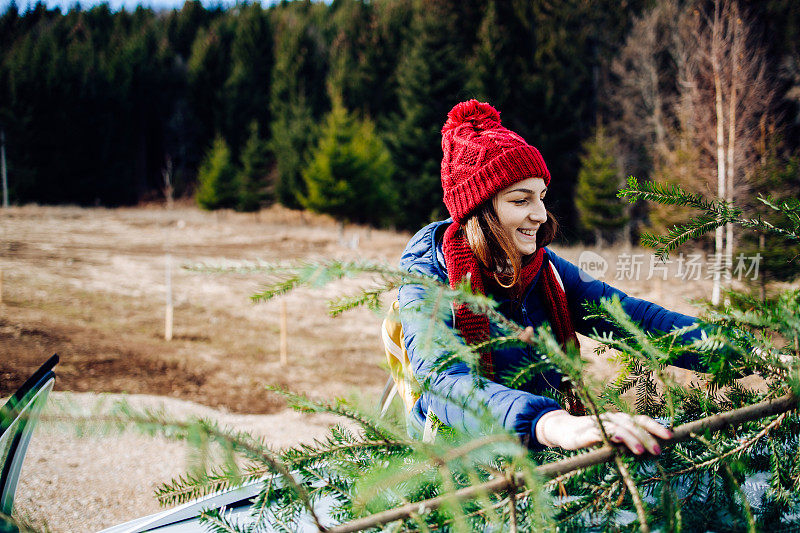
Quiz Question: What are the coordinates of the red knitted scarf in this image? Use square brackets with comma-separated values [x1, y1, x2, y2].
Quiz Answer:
[442, 222, 579, 381]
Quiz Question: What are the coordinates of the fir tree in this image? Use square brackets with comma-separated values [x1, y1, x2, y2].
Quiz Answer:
[222, 2, 272, 155]
[325, 0, 373, 116]
[575, 127, 629, 245]
[235, 120, 272, 212]
[196, 135, 236, 210]
[386, 0, 466, 230]
[327, 0, 411, 121]
[165, 0, 211, 60]
[186, 21, 232, 164]
[467, 0, 514, 112]
[268, 2, 328, 208]
[300, 99, 395, 226]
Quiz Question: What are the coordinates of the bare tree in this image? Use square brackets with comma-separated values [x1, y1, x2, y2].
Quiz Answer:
[610, 1, 678, 172]
[609, 1, 707, 235]
[686, 0, 776, 304]
[610, 0, 777, 304]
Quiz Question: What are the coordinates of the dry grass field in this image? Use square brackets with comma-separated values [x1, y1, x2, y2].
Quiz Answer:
[1, 204, 722, 531]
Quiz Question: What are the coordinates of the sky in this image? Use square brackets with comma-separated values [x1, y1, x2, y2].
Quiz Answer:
[3, 0, 271, 13]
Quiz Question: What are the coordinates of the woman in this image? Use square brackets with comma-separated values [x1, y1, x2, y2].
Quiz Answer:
[398, 100, 704, 455]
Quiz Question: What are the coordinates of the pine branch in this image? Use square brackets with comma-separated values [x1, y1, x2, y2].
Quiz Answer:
[642, 413, 787, 482]
[619, 179, 800, 256]
[324, 393, 798, 532]
[503, 356, 553, 390]
[695, 434, 758, 533]
[640, 213, 727, 260]
[618, 176, 719, 211]
[614, 455, 650, 533]
[265, 386, 408, 445]
[198, 507, 248, 533]
[281, 435, 406, 470]
[328, 284, 394, 317]
[155, 465, 268, 507]
[248, 475, 275, 530]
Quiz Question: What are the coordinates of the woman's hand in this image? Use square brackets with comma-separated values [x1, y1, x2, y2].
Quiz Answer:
[534, 409, 673, 455]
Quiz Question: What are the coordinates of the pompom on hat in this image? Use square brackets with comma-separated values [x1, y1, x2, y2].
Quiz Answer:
[440, 99, 551, 223]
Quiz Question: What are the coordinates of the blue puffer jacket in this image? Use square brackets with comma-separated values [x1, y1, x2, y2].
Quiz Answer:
[398, 220, 704, 447]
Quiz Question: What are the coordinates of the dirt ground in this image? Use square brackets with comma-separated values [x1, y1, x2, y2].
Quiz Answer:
[1, 204, 717, 531]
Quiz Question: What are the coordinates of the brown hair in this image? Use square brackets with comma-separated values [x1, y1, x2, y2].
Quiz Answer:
[463, 203, 558, 288]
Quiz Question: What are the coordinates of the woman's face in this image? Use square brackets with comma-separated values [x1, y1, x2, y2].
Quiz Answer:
[492, 177, 548, 258]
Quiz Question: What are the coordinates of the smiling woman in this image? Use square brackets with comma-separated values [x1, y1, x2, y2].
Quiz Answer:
[493, 178, 548, 256]
[398, 99, 705, 454]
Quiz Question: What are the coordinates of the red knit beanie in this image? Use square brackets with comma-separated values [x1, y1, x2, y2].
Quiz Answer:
[440, 100, 551, 223]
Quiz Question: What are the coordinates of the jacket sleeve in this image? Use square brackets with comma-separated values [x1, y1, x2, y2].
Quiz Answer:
[547, 250, 705, 370]
[398, 225, 562, 446]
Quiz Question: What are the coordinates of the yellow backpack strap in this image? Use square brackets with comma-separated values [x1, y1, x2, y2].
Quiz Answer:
[381, 300, 421, 414]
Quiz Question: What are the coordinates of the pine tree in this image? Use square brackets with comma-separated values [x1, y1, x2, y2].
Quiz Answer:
[386, 0, 466, 230]
[223, 2, 272, 155]
[325, 0, 372, 115]
[187, 20, 232, 166]
[467, 0, 514, 112]
[268, 2, 328, 208]
[235, 121, 272, 212]
[196, 135, 237, 210]
[575, 127, 629, 245]
[300, 99, 395, 225]
[165, 0, 211, 60]
[330, 0, 411, 120]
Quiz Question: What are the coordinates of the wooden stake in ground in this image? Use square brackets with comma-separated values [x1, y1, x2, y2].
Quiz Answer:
[1, 128, 8, 208]
[165, 253, 173, 342]
[163, 160, 174, 342]
[280, 300, 288, 365]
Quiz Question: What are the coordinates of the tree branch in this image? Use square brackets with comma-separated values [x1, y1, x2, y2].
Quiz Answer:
[325, 393, 797, 533]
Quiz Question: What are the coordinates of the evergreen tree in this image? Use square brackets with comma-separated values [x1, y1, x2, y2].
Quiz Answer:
[165, 0, 213, 60]
[326, 0, 372, 115]
[223, 2, 272, 155]
[270, 96, 316, 209]
[196, 135, 236, 210]
[467, 0, 514, 112]
[386, 0, 466, 230]
[327, 0, 411, 120]
[575, 127, 629, 245]
[235, 120, 272, 212]
[300, 99, 396, 226]
[268, 3, 328, 208]
[187, 20, 232, 164]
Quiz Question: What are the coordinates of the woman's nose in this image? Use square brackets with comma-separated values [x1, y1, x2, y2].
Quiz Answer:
[529, 201, 547, 222]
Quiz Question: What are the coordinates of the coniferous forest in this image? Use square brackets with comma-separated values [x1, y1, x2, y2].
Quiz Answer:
[2, 0, 799, 238]
[5, 1, 800, 531]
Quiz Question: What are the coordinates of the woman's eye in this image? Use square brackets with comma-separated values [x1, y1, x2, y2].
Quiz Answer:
[512, 199, 527, 205]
